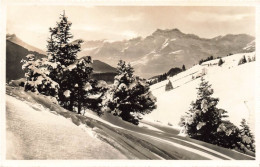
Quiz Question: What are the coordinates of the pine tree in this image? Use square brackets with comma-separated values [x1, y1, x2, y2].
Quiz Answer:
[247, 56, 252, 62]
[45, 11, 83, 110]
[47, 11, 81, 67]
[238, 55, 247, 65]
[107, 60, 156, 125]
[218, 58, 224, 66]
[165, 80, 173, 91]
[182, 64, 186, 71]
[238, 119, 255, 152]
[181, 77, 228, 144]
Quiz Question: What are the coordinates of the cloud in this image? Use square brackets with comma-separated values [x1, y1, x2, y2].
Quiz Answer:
[73, 25, 101, 32]
[6, 6, 255, 50]
[121, 30, 138, 39]
[188, 11, 254, 23]
[112, 14, 143, 22]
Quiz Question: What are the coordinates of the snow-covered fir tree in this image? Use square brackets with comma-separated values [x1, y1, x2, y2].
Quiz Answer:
[180, 77, 229, 144]
[238, 55, 247, 65]
[165, 79, 173, 91]
[107, 60, 156, 125]
[238, 119, 255, 152]
[218, 58, 224, 66]
[21, 54, 59, 96]
[216, 120, 240, 149]
[47, 11, 82, 67]
[247, 56, 252, 62]
[63, 56, 106, 115]
[45, 11, 83, 110]
[60, 56, 93, 113]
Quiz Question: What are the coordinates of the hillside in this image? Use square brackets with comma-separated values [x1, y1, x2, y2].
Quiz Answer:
[6, 94, 126, 159]
[6, 85, 254, 160]
[144, 52, 256, 133]
[92, 60, 117, 73]
[6, 34, 46, 55]
[6, 40, 46, 82]
[78, 28, 254, 78]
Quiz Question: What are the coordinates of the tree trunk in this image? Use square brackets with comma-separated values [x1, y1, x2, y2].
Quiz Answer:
[77, 85, 82, 114]
[68, 93, 74, 112]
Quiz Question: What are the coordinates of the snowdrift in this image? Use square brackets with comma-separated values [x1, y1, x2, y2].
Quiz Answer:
[6, 91, 126, 159]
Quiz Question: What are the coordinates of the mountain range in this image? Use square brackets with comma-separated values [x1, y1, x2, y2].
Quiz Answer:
[77, 28, 255, 78]
[6, 28, 255, 80]
[6, 35, 117, 83]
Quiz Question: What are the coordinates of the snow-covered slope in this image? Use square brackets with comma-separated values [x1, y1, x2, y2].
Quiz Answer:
[144, 52, 256, 133]
[6, 84, 255, 159]
[6, 95, 126, 159]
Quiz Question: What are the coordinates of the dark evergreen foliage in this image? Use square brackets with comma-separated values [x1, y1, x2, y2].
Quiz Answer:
[238, 119, 255, 152]
[107, 60, 157, 125]
[182, 64, 186, 71]
[238, 55, 247, 65]
[199, 56, 214, 65]
[181, 77, 228, 143]
[218, 58, 224, 66]
[180, 77, 255, 152]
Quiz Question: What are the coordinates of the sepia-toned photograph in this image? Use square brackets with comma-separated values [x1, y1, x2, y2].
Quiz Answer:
[2, 1, 258, 164]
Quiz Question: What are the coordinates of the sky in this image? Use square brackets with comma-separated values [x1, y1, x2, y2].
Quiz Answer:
[6, 6, 255, 50]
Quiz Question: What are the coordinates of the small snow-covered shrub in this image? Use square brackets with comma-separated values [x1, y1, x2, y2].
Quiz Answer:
[21, 54, 59, 96]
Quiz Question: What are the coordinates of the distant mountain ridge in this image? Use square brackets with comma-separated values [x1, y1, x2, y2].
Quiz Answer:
[92, 60, 116, 73]
[6, 34, 46, 55]
[6, 34, 117, 83]
[77, 28, 255, 78]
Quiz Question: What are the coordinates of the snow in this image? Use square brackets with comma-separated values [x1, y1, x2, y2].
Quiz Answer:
[138, 122, 163, 132]
[6, 95, 126, 159]
[83, 109, 125, 130]
[83, 47, 98, 51]
[6, 86, 254, 160]
[84, 82, 92, 91]
[169, 50, 183, 55]
[67, 63, 77, 71]
[169, 136, 235, 160]
[130, 129, 227, 160]
[243, 40, 255, 51]
[161, 38, 169, 50]
[63, 90, 71, 98]
[144, 52, 256, 133]
[131, 50, 157, 66]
